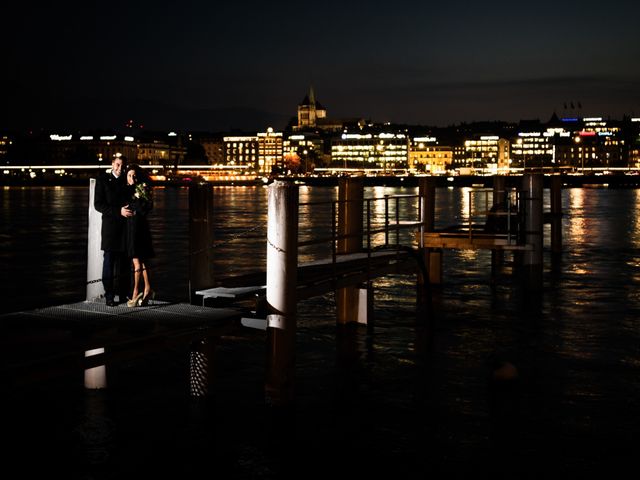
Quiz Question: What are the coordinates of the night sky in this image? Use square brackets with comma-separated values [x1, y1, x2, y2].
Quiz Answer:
[3, 1, 640, 132]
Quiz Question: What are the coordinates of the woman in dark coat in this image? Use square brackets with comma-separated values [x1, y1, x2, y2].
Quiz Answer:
[124, 164, 155, 307]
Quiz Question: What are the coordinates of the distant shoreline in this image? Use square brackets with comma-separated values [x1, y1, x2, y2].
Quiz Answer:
[1, 173, 638, 189]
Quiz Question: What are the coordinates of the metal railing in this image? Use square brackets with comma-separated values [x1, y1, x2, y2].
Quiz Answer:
[298, 193, 425, 266]
[461, 187, 521, 245]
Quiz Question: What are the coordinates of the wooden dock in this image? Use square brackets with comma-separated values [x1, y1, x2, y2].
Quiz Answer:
[3, 175, 558, 406]
[0, 249, 415, 388]
[419, 230, 531, 251]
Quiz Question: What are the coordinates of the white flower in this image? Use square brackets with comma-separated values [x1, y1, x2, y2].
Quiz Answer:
[134, 182, 149, 201]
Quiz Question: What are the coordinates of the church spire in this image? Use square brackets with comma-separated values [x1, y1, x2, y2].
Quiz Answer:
[309, 85, 315, 105]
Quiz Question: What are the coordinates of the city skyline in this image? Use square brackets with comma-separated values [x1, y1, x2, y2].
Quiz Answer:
[2, 1, 639, 132]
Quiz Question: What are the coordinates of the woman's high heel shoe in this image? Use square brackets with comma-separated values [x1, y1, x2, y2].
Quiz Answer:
[140, 289, 155, 306]
[127, 292, 143, 308]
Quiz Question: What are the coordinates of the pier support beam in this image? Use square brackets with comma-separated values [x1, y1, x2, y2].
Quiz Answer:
[336, 176, 365, 325]
[265, 181, 299, 407]
[188, 184, 214, 304]
[550, 175, 563, 256]
[419, 177, 441, 286]
[491, 175, 506, 278]
[86, 179, 105, 301]
[522, 174, 544, 290]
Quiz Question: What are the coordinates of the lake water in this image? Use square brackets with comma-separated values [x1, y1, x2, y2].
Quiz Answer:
[1, 183, 639, 478]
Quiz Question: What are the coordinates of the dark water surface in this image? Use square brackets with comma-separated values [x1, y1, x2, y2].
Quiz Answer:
[1, 184, 639, 478]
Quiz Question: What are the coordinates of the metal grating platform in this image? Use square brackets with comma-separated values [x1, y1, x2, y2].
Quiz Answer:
[0, 298, 244, 386]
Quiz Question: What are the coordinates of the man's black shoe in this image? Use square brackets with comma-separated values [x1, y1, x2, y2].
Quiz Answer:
[106, 299, 117, 307]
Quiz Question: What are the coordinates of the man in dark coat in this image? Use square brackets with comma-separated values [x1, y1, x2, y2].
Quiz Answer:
[94, 155, 132, 306]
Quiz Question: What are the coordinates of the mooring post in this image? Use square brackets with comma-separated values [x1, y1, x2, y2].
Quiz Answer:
[419, 177, 441, 286]
[550, 175, 563, 255]
[336, 176, 366, 325]
[522, 173, 544, 290]
[188, 183, 214, 304]
[265, 181, 299, 407]
[491, 175, 506, 278]
[86, 179, 105, 301]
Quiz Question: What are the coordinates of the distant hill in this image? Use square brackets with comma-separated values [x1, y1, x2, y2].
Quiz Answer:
[0, 96, 292, 133]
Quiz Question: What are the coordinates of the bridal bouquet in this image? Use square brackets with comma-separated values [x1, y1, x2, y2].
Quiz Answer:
[134, 182, 150, 201]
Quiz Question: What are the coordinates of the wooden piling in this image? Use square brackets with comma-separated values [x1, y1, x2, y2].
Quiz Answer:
[550, 175, 563, 255]
[265, 181, 299, 407]
[188, 183, 214, 303]
[491, 175, 506, 278]
[419, 177, 441, 286]
[336, 176, 365, 325]
[521, 174, 544, 290]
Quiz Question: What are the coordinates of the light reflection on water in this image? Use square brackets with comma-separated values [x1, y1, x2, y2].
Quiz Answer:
[2, 184, 640, 477]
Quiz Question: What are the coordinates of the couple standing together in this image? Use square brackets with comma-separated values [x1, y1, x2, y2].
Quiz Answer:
[94, 155, 155, 307]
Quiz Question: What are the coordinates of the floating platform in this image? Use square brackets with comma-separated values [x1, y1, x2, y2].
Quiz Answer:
[419, 231, 531, 251]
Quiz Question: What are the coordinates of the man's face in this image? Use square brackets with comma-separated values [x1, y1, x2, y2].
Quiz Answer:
[112, 158, 124, 177]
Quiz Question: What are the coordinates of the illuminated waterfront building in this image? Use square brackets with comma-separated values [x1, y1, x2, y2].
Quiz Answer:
[454, 135, 509, 174]
[511, 131, 554, 170]
[550, 117, 627, 171]
[257, 127, 283, 175]
[409, 136, 453, 174]
[48, 134, 139, 166]
[0, 135, 11, 161]
[330, 132, 409, 173]
[630, 118, 640, 168]
[137, 138, 175, 166]
[283, 132, 327, 173]
[223, 134, 259, 172]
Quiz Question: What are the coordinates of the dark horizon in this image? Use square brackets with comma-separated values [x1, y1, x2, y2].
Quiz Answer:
[2, 94, 638, 136]
[3, 1, 639, 133]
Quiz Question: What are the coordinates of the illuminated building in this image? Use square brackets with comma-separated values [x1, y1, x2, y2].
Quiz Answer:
[136, 139, 172, 166]
[458, 136, 508, 174]
[553, 117, 627, 172]
[330, 132, 409, 174]
[511, 131, 554, 170]
[0, 135, 11, 161]
[46, 134, 139, 166]
[257, 127, 283, 175]
[409, 136, 453, 174]
[283, 133, 326, 173]
[296, 86, 327, 129]
[223, 134, 259, 172]
[630, 118, 640, 168]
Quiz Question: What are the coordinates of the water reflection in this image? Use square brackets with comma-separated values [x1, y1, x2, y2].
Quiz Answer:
[2, 184, 640, 477]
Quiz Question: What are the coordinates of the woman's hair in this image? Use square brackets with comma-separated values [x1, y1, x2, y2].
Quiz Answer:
[127, 163, 150, 184]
